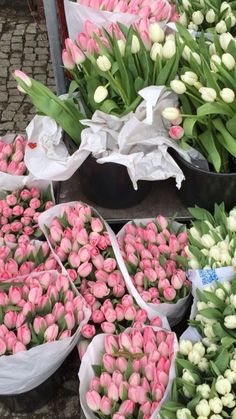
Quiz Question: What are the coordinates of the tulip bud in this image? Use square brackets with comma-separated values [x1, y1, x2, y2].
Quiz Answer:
[62, 49, 75, 70]
[149, 23, 164, 43]
[216, 20, 227, 34]
[206, 9, 216, 23]
[94, 86, 108, 103]
[97, 55, 112, 72]
[222, 53, 236, 70]
[170, 80, 186, 95]
[192, 11, 204, 25]
[220, 88, 235, 103]
[162, 107, 180, 121]
[199, 87, 217, 102]
[219, 33, 233, 51]
[117, 39, 126, 57]
[131, 35, 140, 54]
[162, 40, 176, 59]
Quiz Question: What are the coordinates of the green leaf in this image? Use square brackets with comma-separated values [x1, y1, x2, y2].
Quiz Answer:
[202, 290, 226, 311]
[124, 359, 133, 381]
[92, 364, 102, 377]
[213, 118, 236, 157]
[210, 360, 222, 377]
[187, 392, 202, 412]
[188, 206, 215, 224]
[183, 117, 198, 137]
[99, 99, 119, 114]
[221, 336, 236, 348]
[226, 114, 236, 137]
[199, 307, 223, 321]
[198, 129, 221, 172]
[176, 358, 200, 375]
[214, 348, 230, 374]
[197, 102, 234, 118]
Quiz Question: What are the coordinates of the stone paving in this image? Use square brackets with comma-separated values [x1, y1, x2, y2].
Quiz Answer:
[0, 1, 56, 135]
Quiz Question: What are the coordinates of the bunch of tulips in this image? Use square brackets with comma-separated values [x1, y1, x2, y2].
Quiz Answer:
[0, 135, 27, 176]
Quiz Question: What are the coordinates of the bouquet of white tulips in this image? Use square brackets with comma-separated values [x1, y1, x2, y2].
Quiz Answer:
[162, 24, 236, 173]
[159, 336, 236, 418]
[186, 203, 236, 270]
[176, 0, 236, 34]
[190, 276, 236, 346]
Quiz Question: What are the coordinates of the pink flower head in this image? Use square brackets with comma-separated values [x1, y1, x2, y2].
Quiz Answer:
[81, 324, 96, 339]
[103, 353, 116, 373]
[92, 282, 110, 299]
[77, 339, 89, 359]
[101, 322, 116, 334]
[91, 217, 103, 233]
[100, 396, 112, 415]
[9, 286, 22, 304]
[17, 325, 31, 345]
[163, 286, 176, 301]
[105, 335, 119, 355]
[169, 125, 184, 140]
[4, 311, 17, 329]
[12, 340, 27, 354]
[44, 324, 59, 342]
[86, 390, 101, 412]
[100, 372, 112, 388]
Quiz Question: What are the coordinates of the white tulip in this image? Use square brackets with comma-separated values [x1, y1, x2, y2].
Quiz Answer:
[221, 393, 236, 408]
[222, 53, 236, 70]
[182, 45, 191, 61]
[215, 20, 227, 34]
[188, 22, 199, 31]
[230, 359, 236, 372]
[203, 325, 215, 339]
[201, 233, 215, 247]
[221, 2, 231, 13]
[230, 208, 236, 218]
[230, 294, 236, 308]
[176, 408, 192, 419]
[182, 369, 195, 383]
[215, 288, 225, 300]
[220, 250, 231, 265]
[188, 259, 200, 269]
[93, 86, 108, 103]
[207, 343, 218, 353]
[229, 13, 236, 27]
[192, 52, 201, 65]
[232, 407, 236, 419]
[201, 248, 209, 256]
[131, 35, 140, 53]
[170, 80, 186, 94]
[215, 376, 231, 395]
[162, 107, 180, 121]
[181, 71, 198, 85]
[150, 42, 162, 61]
[199, 87, 217, 102]
[209, 397, 223, 414]
[182, 0, 190, 10]
[209, 43, 217, 56]
[193, 342, 205, 357]
[96, 55, 112, 72]
[148, 23, 165, 43]
[198, 357, 209, 372]
[197, 301, 208, 310]
[232, 257, 236, 266]
[166, 33, 175, 41]
[224, 369, 236, 384]
[162, 40, 176, 59]
[188, 350, 202, 365]
[227, 214, 236, 230]
[179, 339, 193, 355]
[219, 33, 233, 51]
[195, 400, 210, 417]
[194, 81, 203, 90]
[210, 415, 224, 419]
[206, 9, 216, 23]
[192, 11, 204, 25]
[225, 315, 236, 329]
[210, 54, 221, 72]
[179, 12, 188, 27]
[222, 281, 231, 292]
[220, 88, 235, 103]
[189, 226, 201, 240]
[183, 386, 191, 398]
[196, 384, 211, 399]
[209, 246, 221, 261]
[117, 39, 126, 57]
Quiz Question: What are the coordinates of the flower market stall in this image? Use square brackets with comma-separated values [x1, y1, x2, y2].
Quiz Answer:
[2, 0, 236, 418]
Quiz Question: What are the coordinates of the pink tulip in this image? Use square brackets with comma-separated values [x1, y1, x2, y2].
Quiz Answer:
[113, 414, 125, 419]
[17, 325, 31, 345]
[9, 286, 21, 304]
[90, 377, 101, 392]
[78, 247, 91, 262]
[105, 335, 119, 355]
[103, 353, 116, 373]
[169, 125, 184, 140]
[150, 316, 162, 327]
[86, 390, 101, 412]
[115, 304, 125, 321]
[118, 332, 132, 351]
[77, 339, 89, 359]
[4, 311, 17, 329]
[140, 400, 152, 415]
[121, 295, 133, 307]
[44, 324, 59, 342]
[12, 340, 27, 354]
[100, 372, 112, 388]
[129, 372, 141, 386]
[156, 215, 168, 230]
[163, 286, 176, 301]
[124, 305, 136, 321]
[62, 49, 75, 70]
[0, 292, 9, 306]
[92, 282, 110, 299]
[33, 316, 47, 334]
[28, 286, 43, 305]
[78, 261, 92, 277]
[91, 309, 105, 324]
[107, 382, 119, 401]
[5, 331, 17, 351]
[81, 324, 96, 339]
[19, 261, 35, 276]
[116, 357, 128, 373]
[77, 228, 88, 245]
[101, 322, 116, 334]
[0, 337, 6, 355]
[14, 69, 32, 86]
[104, 308, 117, 323]
[64, 311, 75, 330]
[119, 400, 135, 415]
[91, 217, 103, 233]
[112, 371, 123, 387]
[100, 395, 112, 415]
[94, 269, 109, 282]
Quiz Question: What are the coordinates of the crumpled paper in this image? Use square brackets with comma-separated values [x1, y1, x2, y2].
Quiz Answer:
[25, 86, 206, 188]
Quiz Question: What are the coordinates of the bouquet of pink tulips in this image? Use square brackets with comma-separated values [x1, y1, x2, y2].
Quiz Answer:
[79, 326, 177, 419]
[73, 0, 178, 22]
[117, 216, 191, 325]
[0, 186, 54, 243]
[0, 271, 88, 355]
[0, 135, 27, 176]
[78, 293, 164, 358]
[0, 239, 59, 280]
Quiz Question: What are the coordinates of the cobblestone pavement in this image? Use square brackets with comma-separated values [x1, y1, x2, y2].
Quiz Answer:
[0, 1, 56, 135]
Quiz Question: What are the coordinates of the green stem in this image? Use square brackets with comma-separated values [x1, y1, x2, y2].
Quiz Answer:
[185, 91, 203, 104]
[152, 61, 157, 85]
[107, 71, 129, 106]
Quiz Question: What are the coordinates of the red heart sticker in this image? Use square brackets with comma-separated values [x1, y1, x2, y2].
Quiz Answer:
[28, 142, 37, 149]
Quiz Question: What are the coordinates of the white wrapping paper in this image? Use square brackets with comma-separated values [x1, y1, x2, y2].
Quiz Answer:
[0, 270, 91, 395]
[38, 202, 170, 330]
[64, 0, 171, 40]
[117, 219, 191, 327]
[25, 87, 202, 188]
[79, 327, 178, 419]
[189, 266, 236, 321]
[0, 134, 38, 190]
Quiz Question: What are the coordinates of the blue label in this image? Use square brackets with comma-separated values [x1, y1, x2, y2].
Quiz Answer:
[198, 269, 218, 285]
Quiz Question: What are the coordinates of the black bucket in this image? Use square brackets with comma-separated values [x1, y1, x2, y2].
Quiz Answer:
[173, 151, 236, 211]
[78, 155, 152, 209]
